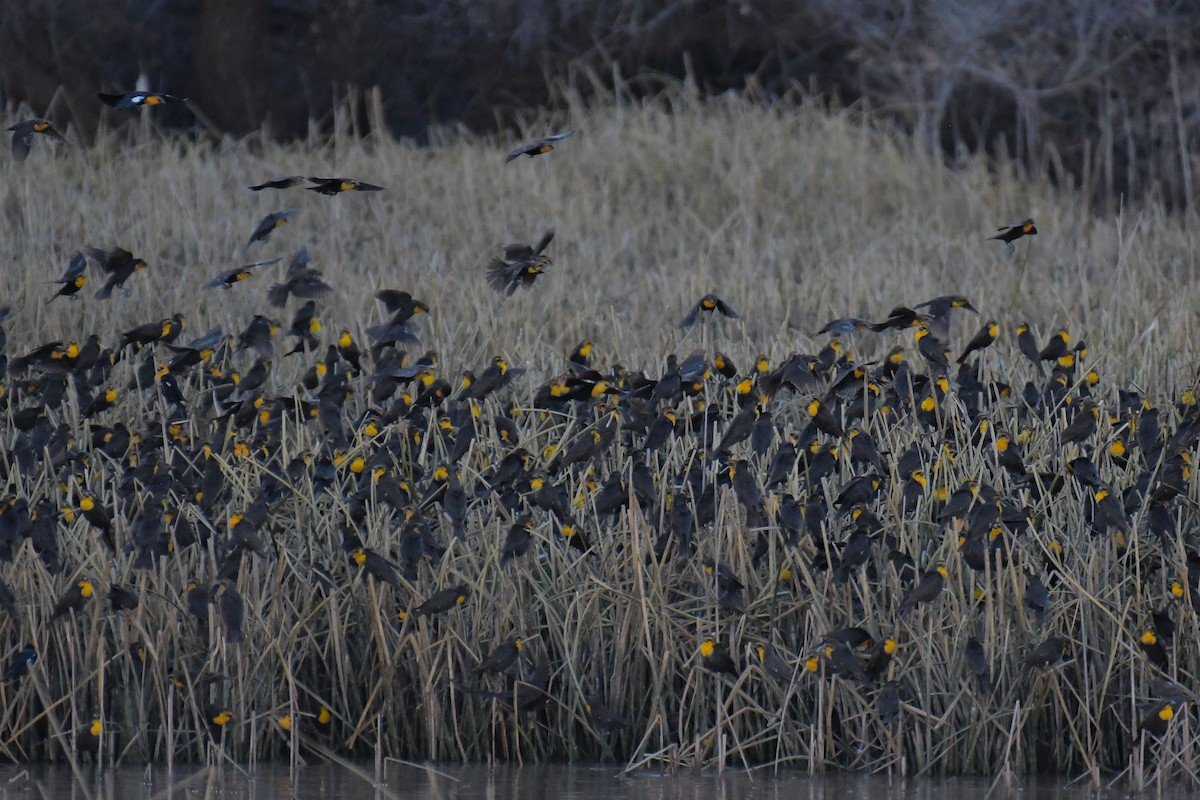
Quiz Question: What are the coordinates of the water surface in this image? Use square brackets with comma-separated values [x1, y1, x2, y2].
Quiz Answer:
[0, 763, 1186, 800]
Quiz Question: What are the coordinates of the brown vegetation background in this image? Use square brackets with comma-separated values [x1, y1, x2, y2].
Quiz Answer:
[2, 0, 1199, 210]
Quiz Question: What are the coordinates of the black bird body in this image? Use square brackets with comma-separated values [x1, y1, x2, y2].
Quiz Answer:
[306, 177, 384, 195]
[8, 119, 66, 161]
[98, 91, 182, 109]
[505, 130, 576, 162]
[268, 248, 333, 307]
[88, 246, 147, 299]
[989, 219, 1037, 249]
[2, 644, 36, 682]
[679, 294, 739, 328]
[487, 231, 554, 296]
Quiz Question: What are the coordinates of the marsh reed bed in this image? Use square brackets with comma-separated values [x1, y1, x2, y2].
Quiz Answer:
[0, 90, 1199, 785]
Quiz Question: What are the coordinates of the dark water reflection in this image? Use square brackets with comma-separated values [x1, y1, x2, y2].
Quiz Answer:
[0, 763, 1186, 800]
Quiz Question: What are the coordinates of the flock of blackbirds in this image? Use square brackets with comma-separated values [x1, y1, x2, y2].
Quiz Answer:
[0, 93, 1195, 770]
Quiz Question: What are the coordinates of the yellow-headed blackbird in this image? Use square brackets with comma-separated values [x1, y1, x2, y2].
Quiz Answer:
[847, 425, 886, 472]
[204, 704, 234, 739]
[487, 231, 554, 296]
[336, 329, 362, 372]
[958, 320, 999, 364]
[78, 495, 115, 551]
[246, 208, 298, 248]
[1092, 485, 1129, 535]
[47, 252, 88, 302]
[834, 474, 883, 508]
[8, 118, 67, 161]
[1014, 323, 1043, 375]
[267, 248, 333, 307]
[1039, 328, 1070, 362]
[712, 351, 738, 378]
[679, 294, 739, 328]
[870, 305, 929, 332]
[568, 340, 594, 370]
[988, 218, 1037, 252]
[756, 644, 795, 685]
[915, 325, 950, 372]
[1022, 634, 1069, 669]
[818, 641, 870, 683]
[412, 584, 468, 617]
[876, 681, 901, 724]
[816, 317, 870, 336]
[75, 715, 102, 759]
[212, 580, 244, 644]
[349, 547, 402, 590]
[898, 565, 947, 617]
[471, 356, 524, 400]
[554, 516, 590, 551]
[375, 289, 430, 323]
[277, 704, 334, 738]
[806, 397, 844, 438]
[863, 638, 897, 682]
[699, 639, 738, 676]
[939, 479, 981, 524]
[121, 314, 184, 349]
[920, 295, 976, 315]
[505, 129, 576, 162]
[51, 578, 94, 620]
[728, 459, 764, 511]
[87, 246, 147, 299]
[249, 176, 306, 191]
[475, 637, 523, 674]
[1137, 700, 1176, 739]
[916, 295, 976, 340]
[1139, 629, 1169, 672]
[306, 177, 385, 195]
[2, 644, 36, 682]
[98, 91, 182, 109]
[204, 258, 279, 289]
[643, 408, 677, 451]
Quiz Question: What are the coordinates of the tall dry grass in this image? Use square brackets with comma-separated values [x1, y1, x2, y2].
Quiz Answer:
[0, 88, 1198, 785]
